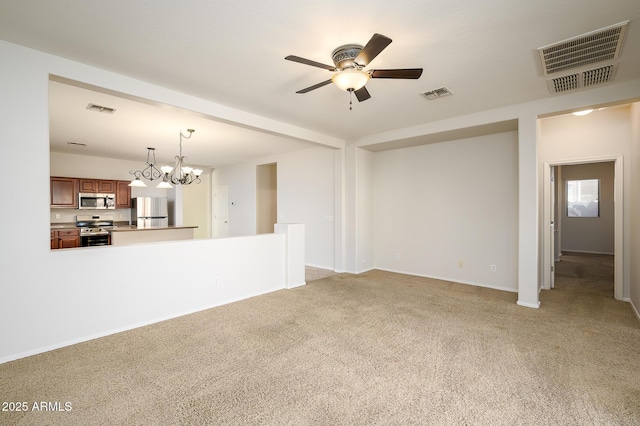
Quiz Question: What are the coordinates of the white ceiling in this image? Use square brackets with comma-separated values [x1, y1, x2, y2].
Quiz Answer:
[1, 1, 639, 168]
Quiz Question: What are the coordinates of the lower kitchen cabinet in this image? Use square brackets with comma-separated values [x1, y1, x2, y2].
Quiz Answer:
[51, 229, 80, 249]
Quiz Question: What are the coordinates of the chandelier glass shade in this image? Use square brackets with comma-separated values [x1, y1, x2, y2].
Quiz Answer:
[331, 68, 370, 91]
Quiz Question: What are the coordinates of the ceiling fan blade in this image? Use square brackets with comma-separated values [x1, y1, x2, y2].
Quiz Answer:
[354, 86, 371, 102]
[354, 33, 392, 67]
[296, 79, 333, 94]
[370, 68, 423, 79]
[285, 55, 336, 71]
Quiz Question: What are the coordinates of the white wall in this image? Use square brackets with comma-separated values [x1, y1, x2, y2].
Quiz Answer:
[630, 103, 640, 317]
[356, 148, 374, 273]
[560, 162, 615, 254]
[213, 146, 337, 269]
[372, 131, 519, 291]
[212, 162, 258, 236]
[277, 147, 336, 269]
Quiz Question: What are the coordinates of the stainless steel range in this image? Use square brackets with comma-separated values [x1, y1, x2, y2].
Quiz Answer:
[76, 215, 117, 246]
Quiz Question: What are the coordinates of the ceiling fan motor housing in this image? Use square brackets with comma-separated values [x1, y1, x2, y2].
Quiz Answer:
[332, 44, 363, 70]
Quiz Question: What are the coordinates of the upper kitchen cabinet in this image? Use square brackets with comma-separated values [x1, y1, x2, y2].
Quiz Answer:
[115, 180, 131, 208]
[50, 177, 78, 208]
[79, 179, 116, 193]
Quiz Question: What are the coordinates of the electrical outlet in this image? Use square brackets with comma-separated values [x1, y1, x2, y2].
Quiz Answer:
[491, 265, 497, 272]
[395, 253, 400, 260]
[458, 261, 464, 268]
[213, 277, 219, 285]
[55, 214, 60, 219]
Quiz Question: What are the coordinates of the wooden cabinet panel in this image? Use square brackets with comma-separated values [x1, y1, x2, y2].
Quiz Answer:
[51, 177, 78, 208]
[58, 234, 80, 249]
[98, 180, 115, 193]
[79, 179, 116, 193]
[79, 179, 97, 193]
[115, 180, 131, 208]
[51, 229, 80, 249]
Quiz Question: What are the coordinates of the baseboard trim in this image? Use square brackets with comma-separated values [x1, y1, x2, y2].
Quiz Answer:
[629, 299, 640, 323]
[561, 250, 614, 256]
[517, 300, 541, 309]
[305, 263, 335, 271]
[286, 281, 306, 289]
[374, 267, 518, 293]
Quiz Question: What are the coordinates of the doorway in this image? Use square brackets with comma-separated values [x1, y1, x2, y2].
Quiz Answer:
[256, 163, 277, 234]
[543, 157, 623, 300]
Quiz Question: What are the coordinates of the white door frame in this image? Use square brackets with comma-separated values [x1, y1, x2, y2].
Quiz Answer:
[542, 156, 623, 300]
[550, 165, 556, 289]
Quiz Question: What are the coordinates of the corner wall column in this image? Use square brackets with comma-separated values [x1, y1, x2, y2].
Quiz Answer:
[275, 223, 306, 289]
[517, 113, 541, 308]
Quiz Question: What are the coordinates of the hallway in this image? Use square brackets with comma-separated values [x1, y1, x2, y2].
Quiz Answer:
[542, 252, 633, 321]
[554, 252, 614, 297]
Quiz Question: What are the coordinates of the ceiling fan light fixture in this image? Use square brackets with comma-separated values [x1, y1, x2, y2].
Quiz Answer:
[332, 69, 370, 91]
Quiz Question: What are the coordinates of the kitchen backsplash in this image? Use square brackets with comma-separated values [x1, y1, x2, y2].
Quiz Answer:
[50, 208, 132, 224]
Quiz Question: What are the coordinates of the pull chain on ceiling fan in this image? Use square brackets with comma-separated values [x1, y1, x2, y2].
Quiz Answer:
[285, 33, 423, 109]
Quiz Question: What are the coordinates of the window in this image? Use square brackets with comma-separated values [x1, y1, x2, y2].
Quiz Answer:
[566, 179, 599, 217]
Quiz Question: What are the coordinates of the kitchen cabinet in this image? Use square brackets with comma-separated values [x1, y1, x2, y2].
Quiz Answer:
[79, 179, 115, 193]
[50, 177, 78, 208]
[115, 180, 131, 208]
[51, 229, 80, 249]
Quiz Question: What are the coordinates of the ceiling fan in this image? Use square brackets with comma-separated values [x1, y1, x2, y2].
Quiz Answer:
[285, 33, 423, 108]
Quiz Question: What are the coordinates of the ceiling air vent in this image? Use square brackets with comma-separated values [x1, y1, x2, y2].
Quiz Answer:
[422, 86, 453, 100]
[546, 64, 618, 94]
[583, 64, 617, 87]
[86, 103, 116, 114]
[538, 21, 628, 76]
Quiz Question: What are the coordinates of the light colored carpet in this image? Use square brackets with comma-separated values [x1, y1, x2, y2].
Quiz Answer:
[1, 254, 639, 425]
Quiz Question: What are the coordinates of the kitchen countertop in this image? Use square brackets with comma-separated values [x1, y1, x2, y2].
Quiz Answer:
[50, 223, 78, 229]
[51, 223, 198, 231]
[110, 225, 198, 232]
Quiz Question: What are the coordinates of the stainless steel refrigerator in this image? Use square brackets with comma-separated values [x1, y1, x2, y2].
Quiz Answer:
[132, 197, 168, 228]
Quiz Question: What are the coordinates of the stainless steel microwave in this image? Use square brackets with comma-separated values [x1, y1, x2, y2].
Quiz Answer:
[78, 193, 116, 210]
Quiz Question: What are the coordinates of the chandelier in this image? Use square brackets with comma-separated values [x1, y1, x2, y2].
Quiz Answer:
[158, 129, 202, 188]
[128, 147, 164, 187]
[129, 129, 203, 189]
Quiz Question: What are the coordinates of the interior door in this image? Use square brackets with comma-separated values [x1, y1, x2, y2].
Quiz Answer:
[214, 186, 229, 238]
